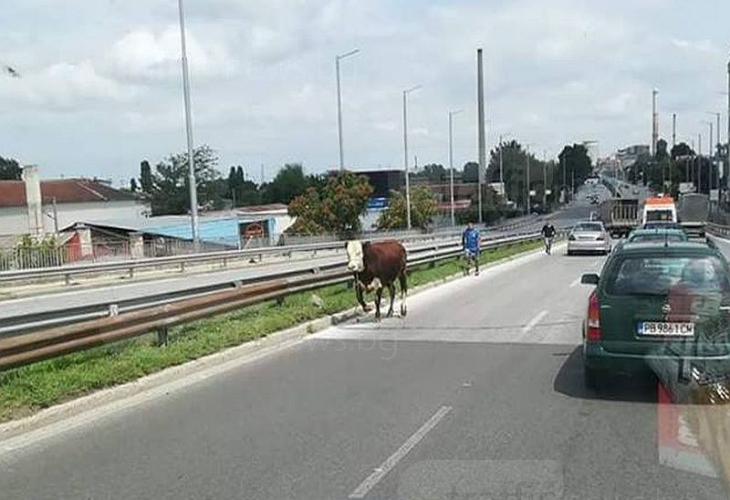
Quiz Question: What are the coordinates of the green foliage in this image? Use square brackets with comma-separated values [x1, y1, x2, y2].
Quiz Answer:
[0, 156, 22, 180]
[376, 186, 438, 230]
[130, 178, 138, 193]
[16, 235, 60, 268]
[557, 144, 592, 191]
[487, 140, 555, 209]
[262, 163, 308, 204]
[287, 172, 373, 235]
[415, 164, 448, 182]
[227, 165, 261, 207]
[144, 145, 224, 216]
[139, 160, 154, 193]
[463, 161, 479, 183]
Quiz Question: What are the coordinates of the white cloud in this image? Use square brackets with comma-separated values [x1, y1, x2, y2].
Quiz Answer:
[0, 60, 133, 111]
[109, 26, 236, 81]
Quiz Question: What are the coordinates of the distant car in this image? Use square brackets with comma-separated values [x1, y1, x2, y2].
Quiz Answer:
[567, 222, 612, 255]
[580, 241, 730, 389]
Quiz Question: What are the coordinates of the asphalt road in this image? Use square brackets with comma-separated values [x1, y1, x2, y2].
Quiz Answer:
[0, 194, 597, 325]
[3, 216, 729, 499]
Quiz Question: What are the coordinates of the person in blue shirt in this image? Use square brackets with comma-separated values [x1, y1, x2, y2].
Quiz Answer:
[462, 221, 481, 276]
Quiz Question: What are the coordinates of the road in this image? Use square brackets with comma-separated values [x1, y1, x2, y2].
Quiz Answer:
[0, 192, 600, 329]
[4, 204, 729, 499]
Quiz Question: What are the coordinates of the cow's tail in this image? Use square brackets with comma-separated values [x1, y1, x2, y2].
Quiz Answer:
[399, 251, 408, 317]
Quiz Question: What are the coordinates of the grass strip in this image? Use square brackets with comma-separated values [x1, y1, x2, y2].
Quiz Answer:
[0, 239, 542, 422]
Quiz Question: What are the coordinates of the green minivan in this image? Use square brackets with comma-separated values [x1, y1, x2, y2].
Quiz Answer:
[580, 241, 730, 390]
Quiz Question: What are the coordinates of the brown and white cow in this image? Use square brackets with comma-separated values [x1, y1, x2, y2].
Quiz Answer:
[345, 240, 408, 320]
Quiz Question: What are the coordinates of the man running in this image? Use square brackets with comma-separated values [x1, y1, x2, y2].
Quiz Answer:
[541, 222, 556, 254]
[462, 221, 481, 275]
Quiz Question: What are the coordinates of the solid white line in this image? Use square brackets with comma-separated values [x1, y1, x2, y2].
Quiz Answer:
[348, 405, 452, 499]
[521, 310, 548, 334]
[569, 277, 581, 288]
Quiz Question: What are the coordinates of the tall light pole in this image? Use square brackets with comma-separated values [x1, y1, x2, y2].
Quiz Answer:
[525, 144, 532, 214]
[703, 120, 713, 191]
[448, 110, 464, 227]
[335, 49, 360, 171]
[476, 48, 486, 225]
[652, 88, 659, 157]
[727, 56, 730, 190]
[178, 0, 199, 248]
[403, 85, 422, 230]
[498, 133, 511, 199]
[672, 113, 677, 149]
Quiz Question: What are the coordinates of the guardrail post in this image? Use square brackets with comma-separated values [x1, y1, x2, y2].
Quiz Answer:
[157, 326, 168, 347]
[129, 267, 134, 279]
[180, 262, 186, 273]
[65, 273, 71, 286]
[222, 258, 228, 269]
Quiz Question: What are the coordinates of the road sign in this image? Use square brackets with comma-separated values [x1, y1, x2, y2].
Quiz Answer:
[710, 189, 719, 202]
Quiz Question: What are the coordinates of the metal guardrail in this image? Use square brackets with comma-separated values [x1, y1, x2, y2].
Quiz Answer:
[0, 227, 538, 286]
[708, 223, 730, 238]
[0, 233, 547, 371]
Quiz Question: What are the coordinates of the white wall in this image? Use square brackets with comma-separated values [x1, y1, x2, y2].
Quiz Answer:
[0, 200, 149, 237]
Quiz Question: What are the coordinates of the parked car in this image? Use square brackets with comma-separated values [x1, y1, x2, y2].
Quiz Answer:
[567, 222, 612, 255]
[580, 241, 730, 389]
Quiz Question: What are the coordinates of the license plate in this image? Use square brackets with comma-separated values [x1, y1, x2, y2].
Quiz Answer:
[637, 322, 695, 337]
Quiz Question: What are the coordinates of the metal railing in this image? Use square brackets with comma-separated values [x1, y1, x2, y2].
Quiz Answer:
[0, 233, 547, 371]
[0, 227, 537, 286]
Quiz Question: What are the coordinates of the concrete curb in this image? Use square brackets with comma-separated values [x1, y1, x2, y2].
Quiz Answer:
[0, 242, 547, 443]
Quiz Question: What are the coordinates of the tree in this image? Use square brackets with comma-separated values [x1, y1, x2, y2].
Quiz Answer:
[130, 178, 138, 193]
[287, 172, 373, 235]
[140, 160, 154, 194]
[558, 144, 593, 191]
[148, 145, 225, 215]
[0, 156, 22, 180]
[463, 162, 479, 183]
[262, 163, 308, 204]
[418, 164, 447, 182]
[671, 142, 694, 160]
[376, 186, 437, 230]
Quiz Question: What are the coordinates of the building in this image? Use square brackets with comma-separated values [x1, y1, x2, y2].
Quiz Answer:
[616, 145, 650, 169]
[0, 166, 149, 237]
[352, 169, 404, 198]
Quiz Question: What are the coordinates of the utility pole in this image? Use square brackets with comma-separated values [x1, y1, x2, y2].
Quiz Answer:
[335, 49, 360, 172]
[402, 85, 421, 230]
[542, 150, 548, 207]
[727, 56, 730, 190]
[476, 48, 486, 225]
[699, 133, 703, 192]
[178, 0, 199, 248]
[672, 113, 677, 149]
[652, 89, 659, 157]
[525, 145, 531, 214]
[448, 110, 463, 227]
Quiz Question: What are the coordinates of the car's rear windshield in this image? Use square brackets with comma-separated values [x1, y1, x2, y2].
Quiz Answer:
[628, 234, 686, 243]
[574, 223, 603, 232]
[604, 255, 730, 296]
[645, 209, 673, 221]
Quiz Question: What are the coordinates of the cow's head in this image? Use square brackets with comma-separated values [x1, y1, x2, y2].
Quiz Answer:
[345, 240, 365, 272]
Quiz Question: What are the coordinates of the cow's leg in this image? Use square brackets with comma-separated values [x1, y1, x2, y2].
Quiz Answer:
[355, 280, 371, 312]
[399, 271, 408, 317]
[375, 287, 383, 321]
[386, 283, 396, 317]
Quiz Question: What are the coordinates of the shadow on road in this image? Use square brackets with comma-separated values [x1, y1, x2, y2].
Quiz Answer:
[553, 346, 657, 403]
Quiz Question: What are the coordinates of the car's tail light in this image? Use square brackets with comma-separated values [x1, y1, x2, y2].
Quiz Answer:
[587, 291, 601, 341]
[569, 234, 576, 241]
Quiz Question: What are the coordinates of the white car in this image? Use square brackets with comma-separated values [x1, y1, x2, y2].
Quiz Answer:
[567, 222, 612, 255]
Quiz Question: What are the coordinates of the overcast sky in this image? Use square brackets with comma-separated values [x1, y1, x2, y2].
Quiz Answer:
[1, 0, 729, 185]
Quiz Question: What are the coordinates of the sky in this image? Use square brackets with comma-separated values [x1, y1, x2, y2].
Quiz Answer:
[0, 0, 729, 186]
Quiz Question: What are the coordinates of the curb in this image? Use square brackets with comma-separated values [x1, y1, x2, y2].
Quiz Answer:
[0, 242, 547, 444]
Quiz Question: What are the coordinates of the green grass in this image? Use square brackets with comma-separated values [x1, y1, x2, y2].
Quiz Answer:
[0, 239, 542, 422]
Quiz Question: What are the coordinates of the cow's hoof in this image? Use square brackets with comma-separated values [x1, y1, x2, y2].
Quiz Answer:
[386, 310, 394, 318]
[363, 305, 372, 313]
[375, 315, 382, 322]
[400, 305, 407, 317]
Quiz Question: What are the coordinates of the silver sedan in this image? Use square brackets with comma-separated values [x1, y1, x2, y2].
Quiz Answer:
[567, 221, 612, 255]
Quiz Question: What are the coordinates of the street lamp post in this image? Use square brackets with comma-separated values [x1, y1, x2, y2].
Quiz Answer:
[448, 110, 464, 227]
[403, 85, 422, 230]
[335, 49, 360, 172]
[525, 145, 532, 214]
[177, 0, 199, 248]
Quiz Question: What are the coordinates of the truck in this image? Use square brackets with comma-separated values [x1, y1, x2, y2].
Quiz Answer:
[642, 196, 677, 225]
[598, 198, 640, 237]
[677, 193, 709, 237]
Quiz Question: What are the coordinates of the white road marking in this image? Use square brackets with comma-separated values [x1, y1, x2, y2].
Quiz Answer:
[521, 310, 548, 334]
[348, 405, 452, 499]
[569, 277, 581, 288]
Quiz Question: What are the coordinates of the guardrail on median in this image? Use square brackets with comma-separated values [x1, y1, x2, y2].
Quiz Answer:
[0, 233, 547, 371]
[0, 228, 537, 287]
